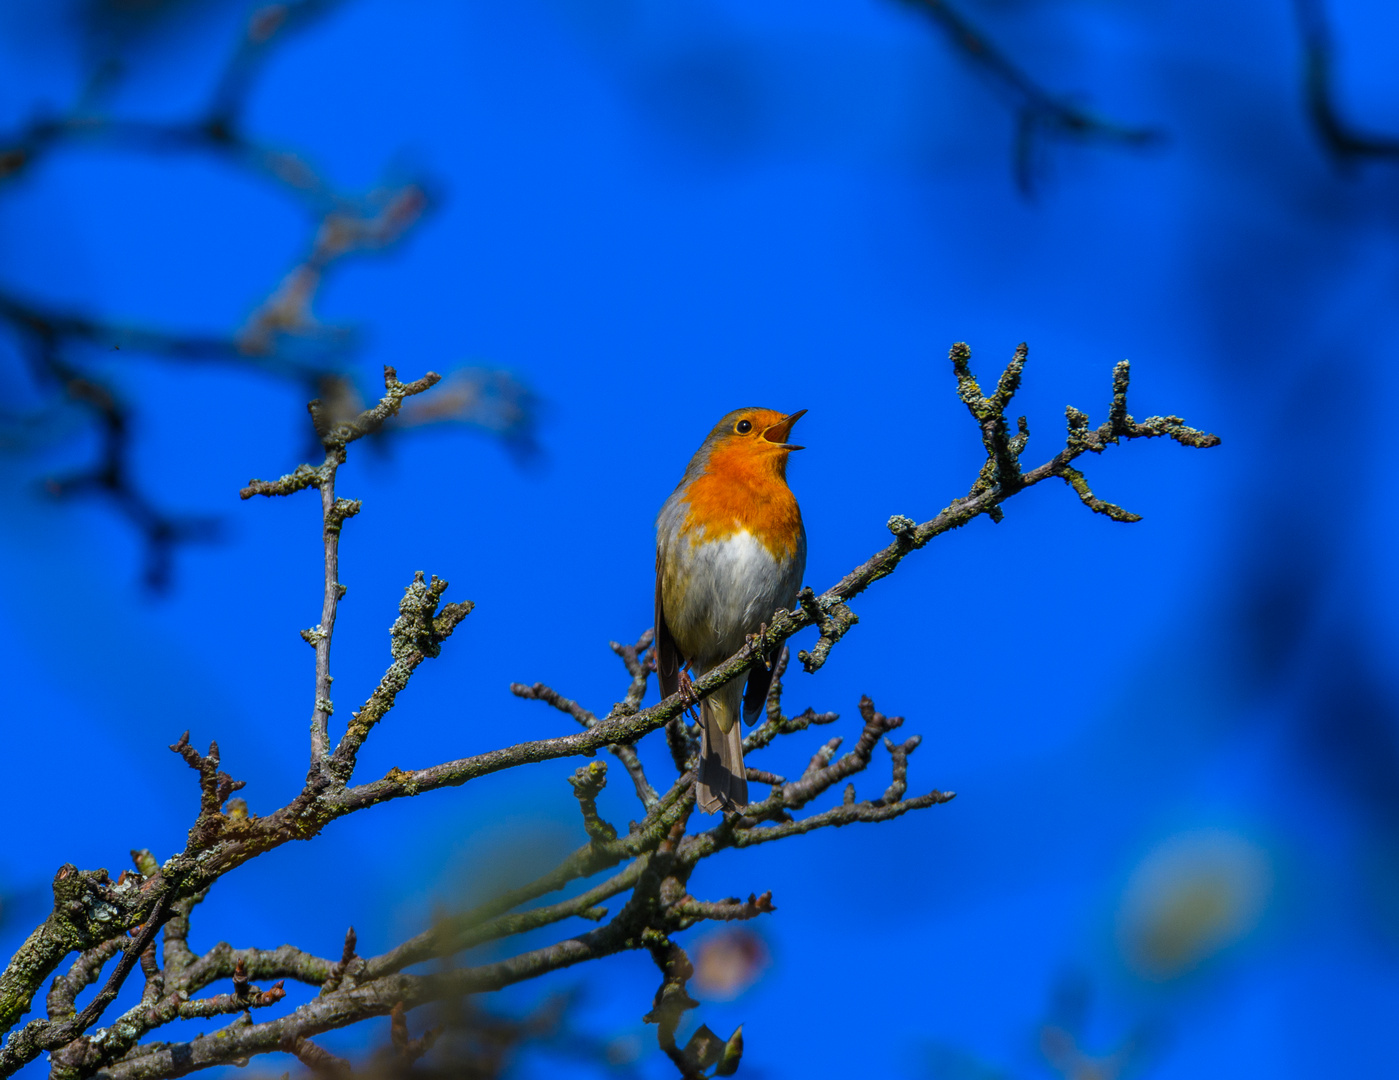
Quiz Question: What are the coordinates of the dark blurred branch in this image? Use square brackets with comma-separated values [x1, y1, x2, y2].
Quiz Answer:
[0, 347, 1214, 1079]
[388, 1001, 440, 1066]
[0, 317, 227, 589]
[1295, 0, 1399, 163]
[1037, 973, 1150, 1080]
[208, 2, 354, 142]
[0, 1, 347, 199]
[896, 0, 1161, 192]
[0, 0, 533, 590]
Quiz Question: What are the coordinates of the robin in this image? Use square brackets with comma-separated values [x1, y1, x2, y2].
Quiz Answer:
[655, 407, 808, 813]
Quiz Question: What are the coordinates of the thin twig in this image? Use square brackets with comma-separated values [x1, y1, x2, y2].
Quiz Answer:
[0, 341, 1215, 1080]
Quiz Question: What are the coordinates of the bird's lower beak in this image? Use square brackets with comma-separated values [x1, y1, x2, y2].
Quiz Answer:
[762, 409, 807, 451]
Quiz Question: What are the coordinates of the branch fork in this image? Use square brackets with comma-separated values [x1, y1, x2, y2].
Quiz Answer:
[0, 342, 1217, 1080]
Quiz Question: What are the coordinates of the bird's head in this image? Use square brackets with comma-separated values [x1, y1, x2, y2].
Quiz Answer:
[697, 407, 807, 480]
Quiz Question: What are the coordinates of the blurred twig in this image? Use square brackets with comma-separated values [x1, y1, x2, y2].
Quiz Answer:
[1295, 0, 1399, 164]
[924, 973, 1154, 1080]
[0, 0, 534, 590]
[1038, 973, 1154, 1080]
[896, 0, 1161, 193]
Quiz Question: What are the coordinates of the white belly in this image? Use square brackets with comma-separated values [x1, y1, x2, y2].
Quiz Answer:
[662, 529, 802, 671]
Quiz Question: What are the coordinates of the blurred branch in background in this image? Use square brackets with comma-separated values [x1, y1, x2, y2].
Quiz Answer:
[1037, 974, 1153, 1080]
[895, 0, 1161, 194]
[925, 974, 1154, 1080]
[0, 346, 1216, 1080]
[924, 826, 1274, 1080]
[303, 991, 642, 1080]
[0, 0, 535, 590]
[0, 0, 1172, 592]
[1295, 0, 1399, 164]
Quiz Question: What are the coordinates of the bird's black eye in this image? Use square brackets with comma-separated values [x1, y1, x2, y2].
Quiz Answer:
[734, 419, 753, 435]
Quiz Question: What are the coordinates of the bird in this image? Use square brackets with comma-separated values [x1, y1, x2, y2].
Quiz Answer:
[655, 407, 807, 814]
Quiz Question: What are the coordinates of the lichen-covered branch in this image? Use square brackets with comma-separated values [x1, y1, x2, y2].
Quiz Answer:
[242, 365, 445, 772]
[0, 343, 1214, 1080]
[45, 941, 125, 1021]
[330, 572, 473, 780]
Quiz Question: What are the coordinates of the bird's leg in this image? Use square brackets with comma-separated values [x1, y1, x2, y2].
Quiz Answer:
[676, 666, 701, 722]
[745, 623, 772, 669]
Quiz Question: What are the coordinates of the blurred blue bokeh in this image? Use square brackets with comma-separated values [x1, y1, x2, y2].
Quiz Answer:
[4, 0, 1399, 1076]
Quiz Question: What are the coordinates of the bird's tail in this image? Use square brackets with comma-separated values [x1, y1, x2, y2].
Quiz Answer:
[697, 684, 748, 814]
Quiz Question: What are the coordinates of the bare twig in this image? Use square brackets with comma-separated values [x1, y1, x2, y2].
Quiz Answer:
[569, 762, 620, 843]
[320, 928, 361, 996]
[511, 629, 662, 809]
[242, 366, 444, 772]
[330, 572, 473, 781]
[388, 1002, 440, 1064]
[0, 342, 1215, 1080]
[45, 940, 125, 1021]
[673, 892, 776, 925]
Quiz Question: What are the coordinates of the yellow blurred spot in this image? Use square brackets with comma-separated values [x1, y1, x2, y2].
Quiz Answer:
[1117, 829, 1271, 980]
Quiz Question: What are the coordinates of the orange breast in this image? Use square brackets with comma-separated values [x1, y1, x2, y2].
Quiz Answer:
[680, 441, 803, 561]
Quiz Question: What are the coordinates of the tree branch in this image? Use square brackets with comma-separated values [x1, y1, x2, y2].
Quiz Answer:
[0, 341, 1214, 1080]
[241, 366, 444, 773]
[510, 629, 662, 810]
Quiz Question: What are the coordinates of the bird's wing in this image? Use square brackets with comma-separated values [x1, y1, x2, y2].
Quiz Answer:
[654, 550, 682, 701]
[741, 645, 780, 725]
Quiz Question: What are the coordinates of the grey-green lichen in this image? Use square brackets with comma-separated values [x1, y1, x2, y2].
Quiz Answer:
[0, 344, 1217, 1080]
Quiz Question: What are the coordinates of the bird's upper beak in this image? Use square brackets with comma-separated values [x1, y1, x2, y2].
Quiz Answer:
[761, 409, 807, 451]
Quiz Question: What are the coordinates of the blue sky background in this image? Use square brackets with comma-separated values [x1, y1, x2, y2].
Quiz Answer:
[4, 0, 1399, 1076]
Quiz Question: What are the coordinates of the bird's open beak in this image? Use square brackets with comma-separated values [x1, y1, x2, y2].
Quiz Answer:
[762, 409, 807, 451]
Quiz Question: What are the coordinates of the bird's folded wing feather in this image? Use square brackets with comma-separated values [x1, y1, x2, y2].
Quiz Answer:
[655, 549, 681, 701]
[742, 645, 779, 725]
